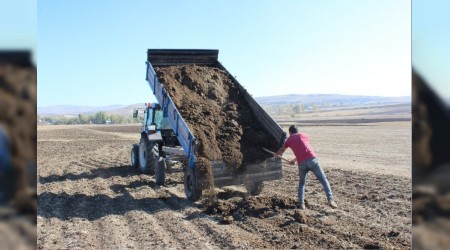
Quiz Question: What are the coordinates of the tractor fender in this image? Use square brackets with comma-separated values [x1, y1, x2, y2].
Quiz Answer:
[141, 131, 163, 142]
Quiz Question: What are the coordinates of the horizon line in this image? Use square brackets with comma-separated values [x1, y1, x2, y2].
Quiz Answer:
[38, 94, 411, 108]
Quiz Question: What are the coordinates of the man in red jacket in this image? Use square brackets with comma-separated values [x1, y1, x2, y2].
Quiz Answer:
[276, 125, 338, 210]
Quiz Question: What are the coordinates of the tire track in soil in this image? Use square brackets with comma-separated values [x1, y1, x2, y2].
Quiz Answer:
[72, 150, 193, 248]
[124, 211, 182, 249]
[161, 183, 258, 248]
[157, 195, 276, 248]
[38, 127, 138, 248]
[115, 192, 202, 248]
[37, 198, 67, 248]
[306, 201, 409, 248]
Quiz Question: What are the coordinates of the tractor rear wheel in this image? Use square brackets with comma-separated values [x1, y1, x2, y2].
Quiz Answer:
[138, 138, 158, 175]
[130, 144, 139, 168]
[184, 166, 202, 202]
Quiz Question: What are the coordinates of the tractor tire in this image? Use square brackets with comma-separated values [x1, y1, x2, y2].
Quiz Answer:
[184, 166, 202, 202]
[245, 182, 264, 196]
[130, 144, 139, 168]
[138, 138, 158, 175]
[155, 157, 166, 185]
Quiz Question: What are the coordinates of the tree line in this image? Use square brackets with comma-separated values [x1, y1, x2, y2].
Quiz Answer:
[39, 111, 143, 125]
[262, 103, 319, 115]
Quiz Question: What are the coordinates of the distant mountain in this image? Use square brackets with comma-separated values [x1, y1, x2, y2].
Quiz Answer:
[38, 104, 128, 116]
[38, 94, 411, 116]
[255, 94, 410, 106]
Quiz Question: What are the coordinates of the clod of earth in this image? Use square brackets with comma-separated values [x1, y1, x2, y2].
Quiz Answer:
[204, 196, 298, 220]
[292, 210, 308, 224]
[221, 215, 234, 224]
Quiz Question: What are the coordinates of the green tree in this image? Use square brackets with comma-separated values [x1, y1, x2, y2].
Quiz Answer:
[93, 111, 107, 124]
[65, 117, 79, 125]
[292, 104, 302, 114]
[109, 114, 124, 124]
[78, 114, 90, 124]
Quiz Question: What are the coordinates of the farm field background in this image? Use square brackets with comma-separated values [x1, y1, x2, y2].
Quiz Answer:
[37, 105, 411, 249]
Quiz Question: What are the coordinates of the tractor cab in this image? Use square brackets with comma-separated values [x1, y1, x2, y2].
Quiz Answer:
[133, 102, 179, 147]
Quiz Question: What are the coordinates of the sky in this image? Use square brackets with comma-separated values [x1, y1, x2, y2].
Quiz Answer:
[412, 0, 450, 104]
[37, 0, 411, 107]
[0, 0, 37, 62]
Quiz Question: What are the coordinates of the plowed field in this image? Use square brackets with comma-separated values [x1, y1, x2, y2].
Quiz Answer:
[37, 123, 411, 249]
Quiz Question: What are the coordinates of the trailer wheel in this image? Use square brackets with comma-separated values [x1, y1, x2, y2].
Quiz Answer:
[184, 166, 202, 202]
[130, 144, 139, 168]
[245, 182, 264, 196]
[139, 138, 157, 175]
[155, 157, 166, 185]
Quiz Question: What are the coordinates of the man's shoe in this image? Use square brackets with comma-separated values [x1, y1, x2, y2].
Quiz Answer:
[328, 200, 338, 209]
[299, 203, 306, 210]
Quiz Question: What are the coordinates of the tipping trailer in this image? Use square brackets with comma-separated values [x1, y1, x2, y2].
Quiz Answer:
[131, 49, 286, 201]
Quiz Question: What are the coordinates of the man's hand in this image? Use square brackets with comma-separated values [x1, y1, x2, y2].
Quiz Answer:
[275, 146, 286, 157]
[289, 159, 296, 165]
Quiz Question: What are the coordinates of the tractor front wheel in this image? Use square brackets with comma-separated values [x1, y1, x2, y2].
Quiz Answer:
[138, 138, 157, 175]
[130, 144, 139, 168]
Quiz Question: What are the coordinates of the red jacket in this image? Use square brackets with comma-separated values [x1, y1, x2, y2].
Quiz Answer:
[284, 133, 317, 164]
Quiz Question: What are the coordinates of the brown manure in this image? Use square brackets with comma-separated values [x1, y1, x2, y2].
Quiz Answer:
[155, 64, 278, 169]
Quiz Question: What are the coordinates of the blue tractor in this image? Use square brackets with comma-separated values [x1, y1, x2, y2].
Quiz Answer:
[131, 102, 182, 185]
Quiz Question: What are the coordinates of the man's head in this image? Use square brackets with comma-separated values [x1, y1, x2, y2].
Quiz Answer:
[288, 125, 298, 135]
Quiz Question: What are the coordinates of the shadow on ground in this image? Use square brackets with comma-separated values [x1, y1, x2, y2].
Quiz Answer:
[38, 165, 140, 184]
[37, 179, 194, 221]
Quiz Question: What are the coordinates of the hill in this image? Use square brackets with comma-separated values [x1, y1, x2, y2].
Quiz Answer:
[255, 94, 410, 106]
[38, 94, 411, 117]
[38, 104, 141, 116]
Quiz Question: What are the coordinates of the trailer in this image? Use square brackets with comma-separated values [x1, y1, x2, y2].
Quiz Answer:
[131, 49, 286, 201]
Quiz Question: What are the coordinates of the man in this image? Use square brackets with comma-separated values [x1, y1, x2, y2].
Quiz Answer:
[276, 125, 338, 210]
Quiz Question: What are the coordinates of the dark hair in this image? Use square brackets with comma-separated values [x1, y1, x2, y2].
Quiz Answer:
[288, 125, 298, 134]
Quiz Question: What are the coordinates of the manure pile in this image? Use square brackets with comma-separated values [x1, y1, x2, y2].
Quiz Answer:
[155, 65, 278, 169]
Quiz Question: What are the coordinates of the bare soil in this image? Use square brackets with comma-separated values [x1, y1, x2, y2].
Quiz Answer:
[155, 65, 278, 169]
[37, 123, 411, 249]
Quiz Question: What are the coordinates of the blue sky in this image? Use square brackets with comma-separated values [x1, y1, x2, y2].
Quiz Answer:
[413, 0, 450, 103]
[36, 0, 411, 107]
[0, 0, 36, 62]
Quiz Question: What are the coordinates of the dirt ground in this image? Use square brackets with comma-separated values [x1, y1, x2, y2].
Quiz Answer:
[37, 122, 411, 249]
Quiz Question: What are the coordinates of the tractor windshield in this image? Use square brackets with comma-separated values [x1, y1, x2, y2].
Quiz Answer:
[154, 110, 172, 130]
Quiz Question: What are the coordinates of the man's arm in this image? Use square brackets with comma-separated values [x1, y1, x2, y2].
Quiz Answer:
[275, 145, 286, 156]
[274, 146, 296, 165]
